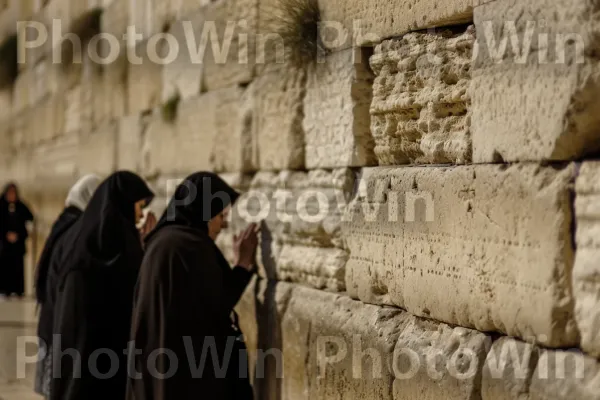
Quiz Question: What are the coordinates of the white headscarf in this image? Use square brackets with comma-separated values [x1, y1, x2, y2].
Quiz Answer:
[65, 174, 102, 211]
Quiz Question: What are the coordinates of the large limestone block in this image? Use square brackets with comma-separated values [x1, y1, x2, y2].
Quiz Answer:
[574, 161, 600, 358]
[201, 0, 258, 91]
[238, 281, 488, 400]
[258, 0, 472, 52]
[343, 164, 578, 347]
[170, 0, 211, 19]
[530, 349, 600, 400]
[304, 47, 375, 169]
[254, 65, 306, 170]
[482, 338, 539, 400]
[472, 0, 600, 162]
[161, 15, 204, 102]
[143, 87, 255, 176]
[482, 338, 600, 400]
[391, 317, 488, 400]
[31, 94, 65, 144]
[127, 40, 163, 114]
[77, 122, 118, 176]
[63, 84, 82, 134]
[31, 133, 79, 183]
[12, 69, 32, 114]
[116, 115, 144, 172]
[226, 169, 354, 291]
[127, 0, 171, 41]
[371, 27, 474, 165]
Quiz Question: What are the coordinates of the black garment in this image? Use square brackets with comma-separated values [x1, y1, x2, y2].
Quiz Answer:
[0, 184, 34, 296]
[35, 206, 82, 345]
[127, 172, 254, 400]
[50, 171, 154, 400]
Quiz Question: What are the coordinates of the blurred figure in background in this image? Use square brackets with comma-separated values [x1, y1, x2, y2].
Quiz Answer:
[127, 172, 257, 400]
[0, 182, 34, 298]
[50, 171, 155, 400]
[33, 174, 102, 399]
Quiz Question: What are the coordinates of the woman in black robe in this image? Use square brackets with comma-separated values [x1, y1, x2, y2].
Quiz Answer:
[127, 172, 259, 400]
[33, 174, 101, 399]
[49, 171, 154, 400]
[0, 182, 34, 297]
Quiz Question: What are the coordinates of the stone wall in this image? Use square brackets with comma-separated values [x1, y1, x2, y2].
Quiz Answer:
[2, 0, 600, 398]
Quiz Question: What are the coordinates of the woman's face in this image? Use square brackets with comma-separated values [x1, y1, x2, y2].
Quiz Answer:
[208, 206, 231, 240]
[134, 199, 147, 224]
[5, 187, 16, 203]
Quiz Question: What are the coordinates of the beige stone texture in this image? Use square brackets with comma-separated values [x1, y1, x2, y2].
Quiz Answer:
[317, 0, 473, 50]
[116, 114, 144, 172]
[206, 86, 256, 173]
[12, 69, 32, 114]
[574, 161, 600, 358]
[237, 280, 488, 400]
[162, 15, 204, 102]
[77, 121, 118, 176]
[472, 0, 600, 162]
[201, 0, 258, 91]
[530, 349, 600, 400]
[127, 40, 164, 115]
[304, 47, 375, 169]
[482, 338, 539, 400]
[225, 169, 354, 290]
[31, 133, 79, 184]
[170, 0, 211, 20]
[0, 87, 12, 121]
[343, 164, 578, 347]
[143, 87, 255, 176]
[371, 27, 474, 165]
[30, 93, 64, 144]
[63, 84, 82, 134]
[127, 0, 171, 41]
[254, 65, 306, 170]
[100, 0, 130, 119]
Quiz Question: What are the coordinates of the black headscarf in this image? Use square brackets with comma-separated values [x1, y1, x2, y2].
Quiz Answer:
[151, 172, 240, 236]
[65, 171, 154, 272]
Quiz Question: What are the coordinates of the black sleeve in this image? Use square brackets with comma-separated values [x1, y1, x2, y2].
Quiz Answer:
[224, 266, 254, 311]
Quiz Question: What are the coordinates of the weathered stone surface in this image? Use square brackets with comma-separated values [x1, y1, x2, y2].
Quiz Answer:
[207, 87, 256, 173]
[12, 69, 32, 114]
[76, 121, 118, 176]
[116, 115, 144, 172]
[343, 164, 578, 347]
[30, 93, 64, 144]
[370, 27, 474, 165]
[254, 65, 306, 170]
[304, 47, 375, 169]
[170, 0, 211, 19]
[237, 280, 488, 400]
[161, 15, 204, 102]
[530, 349, 600, 400]
[63, 84, 82, 134]
[143, 87, 255, 176]
[201, 0, 258, 91]
[231, 169, 354, 290]
[574, 161, 600, 358]
[317, 0, 473, 49]
[472, 0, 600, 162]
[127, 0, 171, 41]
[482, 338, 539, 400]
[31, 133, 79, 183]
[127, 40, 163, 115]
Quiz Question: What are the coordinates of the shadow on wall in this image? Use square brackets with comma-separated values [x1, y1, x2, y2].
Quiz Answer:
[253, 224, 283, 400]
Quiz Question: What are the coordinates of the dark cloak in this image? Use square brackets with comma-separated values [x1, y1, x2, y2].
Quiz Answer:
[0, 182, 34, 295]
[126, 172, 254, 400]
[50, 171, 154, 400]
[35, 206, 81, 342]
